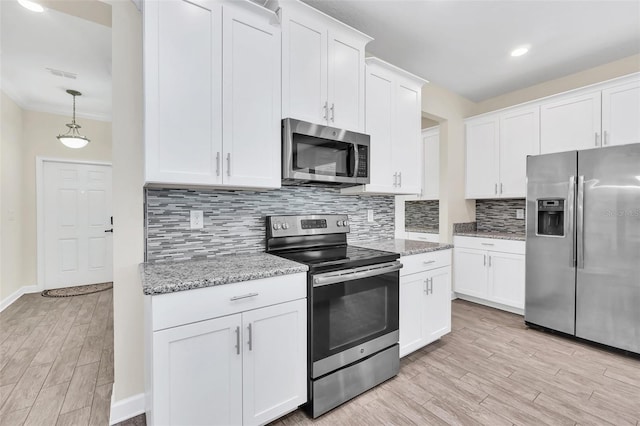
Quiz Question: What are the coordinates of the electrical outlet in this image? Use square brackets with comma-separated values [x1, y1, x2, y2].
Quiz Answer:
[367, 209, 374, 222]
[516, 209, 525, 220]
[190, 210, 204, 229]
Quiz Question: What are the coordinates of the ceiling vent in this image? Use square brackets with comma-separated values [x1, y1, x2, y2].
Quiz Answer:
[46, 67, 77, 79]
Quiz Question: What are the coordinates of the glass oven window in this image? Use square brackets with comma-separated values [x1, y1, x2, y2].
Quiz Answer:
[292, 133, 352, 177]
[312, 271, 399, 362]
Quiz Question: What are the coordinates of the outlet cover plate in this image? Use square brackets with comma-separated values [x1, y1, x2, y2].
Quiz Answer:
[190, 210, 204, 229]
[516, 209, 525, 220]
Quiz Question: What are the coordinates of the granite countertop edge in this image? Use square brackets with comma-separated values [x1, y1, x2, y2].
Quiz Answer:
[140, 253, 309, 296]
[405, 227, 439, 234]
[353, 238, 453, 257]
[454, 231, 526, 241]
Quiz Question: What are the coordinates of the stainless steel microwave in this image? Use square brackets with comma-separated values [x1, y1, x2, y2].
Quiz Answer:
[282, 118, 370, 187]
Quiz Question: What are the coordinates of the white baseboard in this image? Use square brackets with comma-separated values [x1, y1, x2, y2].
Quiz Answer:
[454, 293, 524, 316]
[110, 393, 145, 425]
[0, 285, 39, 313]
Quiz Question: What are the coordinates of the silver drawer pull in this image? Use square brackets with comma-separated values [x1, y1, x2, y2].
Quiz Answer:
[230, 292, 259, 301]
[423, 260, 436, 265]
[481, 243, 494, 246]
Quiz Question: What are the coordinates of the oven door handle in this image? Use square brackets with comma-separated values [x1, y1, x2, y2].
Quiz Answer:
[312, 261, 403, 287]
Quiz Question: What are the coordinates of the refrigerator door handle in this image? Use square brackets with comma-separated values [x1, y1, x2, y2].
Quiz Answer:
[568, 176, 576, 267]
[577, 175, 585, 269]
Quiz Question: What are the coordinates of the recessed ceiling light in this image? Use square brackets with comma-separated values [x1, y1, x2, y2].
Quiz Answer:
[17, 0, 44, 13]
[511, 46, 530, 57]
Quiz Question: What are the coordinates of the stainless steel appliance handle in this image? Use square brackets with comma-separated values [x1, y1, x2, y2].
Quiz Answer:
[568, 176, 576, 266]
[351, 144, 359, 179]
[312, 261, 403, 287]
[216, 152, 220, 176]
[247, 323, 252, 351]
[230, 292, 259, 301]
[227, 153, 231, 177]
[235, 326, 240, 355]
[577, 175, 585, 268]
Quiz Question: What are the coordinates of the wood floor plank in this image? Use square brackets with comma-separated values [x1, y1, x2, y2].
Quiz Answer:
[460, 370, 540, 402]
[59, 362, 99, 414]
[56, 406, 91, 426]
[0, 406, 30, 426]
[534, 392, 618, 426]
[88, 383, 112, 426]
[23, 382, 69, 426]
[42, 346, 82, 389]
[0, 362, 52, 415]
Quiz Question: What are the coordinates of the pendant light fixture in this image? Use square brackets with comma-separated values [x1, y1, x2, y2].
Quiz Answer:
[57, 89, 90, 149]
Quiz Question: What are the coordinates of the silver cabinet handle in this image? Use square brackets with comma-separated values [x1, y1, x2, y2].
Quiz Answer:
[568, 176, 576, 266]
[488, 256, 492, 267]
[393, 172, 398, 187]
[216, 152, 220, 176]
[603, 130, 609, 146]
[577, 175, 585, 269]
[226, 153, 231, 177]
[429, 278, 434, 295]
[323, 102, 328, 121]
[424, 279, 428, 294]
[230, 292, 259, 301]
[481, 243, 494, 246]
[330, 103, 335, 122]
[398, 172, 402, 187]
[595, 132, 600, 147]
[235, 326, 240, 355]
[500, 183, 503, 194]
[423, 260, 436, 265]
[483, 254, 486, 266]
[494, 183, 498, 195]
[247, 323, 252, 351]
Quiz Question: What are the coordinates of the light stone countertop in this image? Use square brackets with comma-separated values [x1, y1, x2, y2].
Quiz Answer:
[405, 227, 439, 234]
[454, 231, 525, 241]
[353, 239, 453, 257]
[140, 253, 308, 295]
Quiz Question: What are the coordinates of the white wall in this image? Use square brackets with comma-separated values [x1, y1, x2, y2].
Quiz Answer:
[22, 110, 112, 288]
[109, 0, 145, 417]
[1, 92, 25, 303]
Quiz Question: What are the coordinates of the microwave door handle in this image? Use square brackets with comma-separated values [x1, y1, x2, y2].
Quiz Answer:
[351, 144, 359, 178]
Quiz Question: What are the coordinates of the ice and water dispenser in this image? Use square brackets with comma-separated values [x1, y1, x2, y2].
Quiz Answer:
[537, 199, 565, 236]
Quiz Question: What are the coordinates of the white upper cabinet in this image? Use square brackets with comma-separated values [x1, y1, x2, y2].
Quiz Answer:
[342, 58, 427, 195]
[421, 127, 440, 200]
[465, 115, 499, 199]
[278, 0, 372, 132]
[601, 80, 640, 146]
[144, 0, 281, 189]
[499, 106, 540, 197]
[540, 91, 602, 154]
[144, 0, 222, 186]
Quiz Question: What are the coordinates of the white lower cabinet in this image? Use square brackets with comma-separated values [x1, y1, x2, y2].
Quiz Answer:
[146, 274, 307, 426]
[453, 237, 525, 313]
[399, 250, 452, 357]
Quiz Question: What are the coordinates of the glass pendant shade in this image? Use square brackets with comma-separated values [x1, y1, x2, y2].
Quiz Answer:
[57, 90, 90, 149]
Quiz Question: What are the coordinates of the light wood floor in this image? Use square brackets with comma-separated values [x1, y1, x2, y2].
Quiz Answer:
[0, 289, 113, 426]
[273, 300, 640, 426]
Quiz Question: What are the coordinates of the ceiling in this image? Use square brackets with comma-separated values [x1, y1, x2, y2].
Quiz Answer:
[301, 0, 640, 102]
[1, 0, 112, 121]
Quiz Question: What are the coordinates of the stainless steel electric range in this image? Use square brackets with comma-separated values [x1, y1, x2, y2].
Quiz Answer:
[266, 214, 401, 418]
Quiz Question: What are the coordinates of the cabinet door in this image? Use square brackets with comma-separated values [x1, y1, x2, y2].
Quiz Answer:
[242, 299, 307, 426]
[601, 80, 640, 146]
[540, 91, 601, 154]
[499, 107, 540, 198]
[365, 67, 395, 191]
[144, 0, 222, 185]
[421, 128, 440, 200]
[488, 252, 525, 309]
[222, 5, 281, 189]
[153, 314, 242, 426]
[424, 266, 452, 344]
[328, 28, 366, 132]
[465, 117, 499, 199]
[281, 12, 327, 125]
[393, 80, 422, 194]
[453, 248, 488, 298]
[399, 271, 428, 357]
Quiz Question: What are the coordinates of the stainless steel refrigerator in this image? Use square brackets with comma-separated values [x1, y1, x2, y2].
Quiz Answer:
[525, 144, 640, 354]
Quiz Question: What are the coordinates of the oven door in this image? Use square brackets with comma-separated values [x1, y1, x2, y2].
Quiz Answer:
[310, 261, 401, 378]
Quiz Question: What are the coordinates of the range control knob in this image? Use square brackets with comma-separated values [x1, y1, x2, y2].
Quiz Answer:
[273, 223, 281, 230]
[282, 223, 290, 230]
[344, 220, 349, 227]
[336, 220, 343, 227]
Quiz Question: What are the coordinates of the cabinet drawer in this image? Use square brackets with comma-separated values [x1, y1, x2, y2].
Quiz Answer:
[454, 236, 525, 255]
[401, 250, 451, 276]
[150, 273, 307, 331]
[406, 232, 439, 243]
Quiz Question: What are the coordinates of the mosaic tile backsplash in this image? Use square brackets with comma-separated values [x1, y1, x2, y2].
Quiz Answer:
[405, 200, 439, 230]
[145, 186, 395, 262]
[475, 199, 526, 234]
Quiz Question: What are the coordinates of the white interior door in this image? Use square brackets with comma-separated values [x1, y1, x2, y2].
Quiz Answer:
[43, 161, 113, 289]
